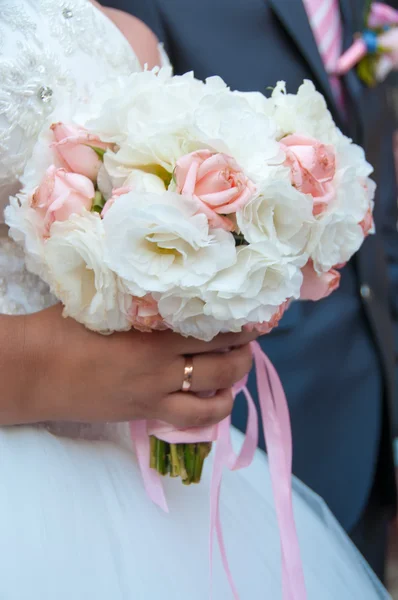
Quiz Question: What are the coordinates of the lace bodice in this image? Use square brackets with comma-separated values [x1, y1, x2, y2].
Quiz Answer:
[0, 0, 142, 315]
[0, 0, 141, 217]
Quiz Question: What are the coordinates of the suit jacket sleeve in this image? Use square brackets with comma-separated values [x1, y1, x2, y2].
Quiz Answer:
[379, 81, 398, 432]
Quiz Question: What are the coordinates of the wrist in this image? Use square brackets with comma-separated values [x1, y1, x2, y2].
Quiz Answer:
[23, 306, 66, 424]
[0, 306, 65, 425]
[0, 313, 35, 424]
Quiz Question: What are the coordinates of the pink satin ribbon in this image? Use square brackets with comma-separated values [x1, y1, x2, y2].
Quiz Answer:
[130, 341, 306, 600]
[336, 2, 398, 76]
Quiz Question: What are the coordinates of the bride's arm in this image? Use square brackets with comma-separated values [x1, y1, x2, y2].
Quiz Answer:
[91, 1, 161, 68]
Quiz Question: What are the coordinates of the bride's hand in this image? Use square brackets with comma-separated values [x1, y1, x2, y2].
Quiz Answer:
[6, 305, 256, 427]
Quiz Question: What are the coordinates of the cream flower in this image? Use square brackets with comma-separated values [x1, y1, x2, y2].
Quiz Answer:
[308, 214, 365, 274]
[45, 212, 131, 332]
[204, 242, 303, 324]
[103, 191, 236, 296]
[268, 80, 337, 143]
[237, 179, 313, 261]
[191, 92, 284, 179]
[155, 288, 236, 341]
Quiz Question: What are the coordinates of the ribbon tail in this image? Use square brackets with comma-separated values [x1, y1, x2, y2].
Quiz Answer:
[209, 418, 240, 599]
[251, 341, 306, 600]
[130, 420, 169, 513]
[336, 38, 367, 75]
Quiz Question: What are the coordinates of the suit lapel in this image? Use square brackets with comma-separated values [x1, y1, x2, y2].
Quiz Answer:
[268, 0, 340, 120]
[339, 0, 366, 136]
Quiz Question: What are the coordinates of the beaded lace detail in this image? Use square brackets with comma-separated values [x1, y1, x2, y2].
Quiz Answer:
[0, 0, 139, 210]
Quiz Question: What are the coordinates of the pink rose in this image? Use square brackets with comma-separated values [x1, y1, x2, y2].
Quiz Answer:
[30, 166, 95, 234]
[174, 150, 256, 231]
[51, 122, 112, 181]
[129, 295, 168, 333]
[244, 302, 289, 335]
[300, 261, 340, 301]
[101, 186, 132, 218]
[281, 135, 336, 215]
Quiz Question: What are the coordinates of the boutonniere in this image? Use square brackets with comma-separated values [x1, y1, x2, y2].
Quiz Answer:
[336, 1, 398, 86]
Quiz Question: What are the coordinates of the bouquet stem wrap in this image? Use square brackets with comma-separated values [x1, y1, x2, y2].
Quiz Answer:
[130, 342, 307, 600]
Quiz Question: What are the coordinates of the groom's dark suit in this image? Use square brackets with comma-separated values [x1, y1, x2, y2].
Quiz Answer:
[104, 0, 398, 579]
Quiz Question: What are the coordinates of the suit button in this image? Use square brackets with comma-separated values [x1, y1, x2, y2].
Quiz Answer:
[360, 284, 372, 300]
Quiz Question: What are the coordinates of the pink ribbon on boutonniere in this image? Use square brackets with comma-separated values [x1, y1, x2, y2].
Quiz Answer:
[130, 340, 307, 600]
[336, 2, 398, 83]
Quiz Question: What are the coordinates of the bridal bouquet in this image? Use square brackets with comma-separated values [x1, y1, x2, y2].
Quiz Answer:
[5, 69, 375, 485]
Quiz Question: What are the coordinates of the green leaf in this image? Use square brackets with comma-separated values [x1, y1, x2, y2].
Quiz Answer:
[139, 164, 173, 188]
[91, 190, 106, 214]
[87, 145, 106, 160]
[357, 55, 378, 87]
[233, 231, 248, 247]
[378, 45, 393, 54]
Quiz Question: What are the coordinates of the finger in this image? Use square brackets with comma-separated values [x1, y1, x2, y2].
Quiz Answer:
[167, 344, 253, 393]
[164, 329, 260, 356]
[160, 388, 234, 430]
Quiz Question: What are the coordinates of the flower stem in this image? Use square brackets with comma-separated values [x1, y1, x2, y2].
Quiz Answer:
[150, 436, 157, 470]
[192, 442, 212, 484]
[177, 444, 189, 483]
[156, 439, 168, 475]
[169, 443, 181, 477]
[183, 444, 196, 484]
[149, 438, 211, 483]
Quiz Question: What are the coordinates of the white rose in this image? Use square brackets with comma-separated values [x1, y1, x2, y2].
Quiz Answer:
[308, 164, 374, 273]
[84, 68, 176, 144]
[45, 212, 131, 332]
[204, 242, 303, 324]
[103, 191, 236, 296]
[308, 215, 365, 273]
[335, 133, 372, 176]
[86, 69, 216, 148]
[103, 136, 189, 184]
[155, 288, 236, 341]
[123, 170, 166, 193]
[270, 80, 337, 143]
[192, 92, 284, 180]
[103, 142, 171, 190]
[331, 167, 373, 223]
[237, 179, 313, 261]
[100, 165, 167, 199]
[232, 90, 270, 114]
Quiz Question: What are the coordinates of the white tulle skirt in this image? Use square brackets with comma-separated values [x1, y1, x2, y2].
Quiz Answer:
[0, 424, 390, 600]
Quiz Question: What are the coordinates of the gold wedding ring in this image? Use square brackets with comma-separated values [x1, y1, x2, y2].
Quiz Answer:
[182, 356, 194, 392]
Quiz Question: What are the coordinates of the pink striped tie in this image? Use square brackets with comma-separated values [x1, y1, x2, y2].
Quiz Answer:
[302, 0, 345, 109]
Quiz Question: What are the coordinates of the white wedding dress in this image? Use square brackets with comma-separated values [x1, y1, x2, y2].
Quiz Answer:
[0, 1, 391, 598]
